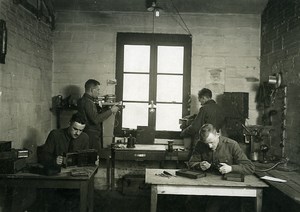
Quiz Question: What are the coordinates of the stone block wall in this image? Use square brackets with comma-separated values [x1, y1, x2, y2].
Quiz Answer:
[0, 0, 53, 209]
[0, 0, 53, 157]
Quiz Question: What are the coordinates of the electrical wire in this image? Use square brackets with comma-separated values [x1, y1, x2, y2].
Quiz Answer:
[169, 0, 192, 36]
[255, 158, 287, 172]
[152, 8, 155, 34]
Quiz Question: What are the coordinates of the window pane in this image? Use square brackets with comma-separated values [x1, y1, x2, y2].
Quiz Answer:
[157, 75, 183, 102]
[122, 103, 148, 129]
[124, 45, 150, 73]
[157, 46, 184, 74]
[156, 103, 182, 131]
[123, 74, 149, 101]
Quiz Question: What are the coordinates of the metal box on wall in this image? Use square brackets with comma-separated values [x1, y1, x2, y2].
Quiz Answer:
[220, 92, 249, 142]
[221, 92, 249, 119]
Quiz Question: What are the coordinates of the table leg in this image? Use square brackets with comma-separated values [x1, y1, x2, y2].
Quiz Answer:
[107, 156, 111, 190]
[88, 176, 95, 212]
[150, 185, 158, 212]
[111, 145, 115, 190]
[241, 197, 245, 212]
[255, 189, 263, 212]
[80, 182, 89, 212]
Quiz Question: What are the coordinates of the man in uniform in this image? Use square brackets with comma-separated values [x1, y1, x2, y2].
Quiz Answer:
[181, 88, 225, 147]
[186, 124, 254, 212]
[38, 112, 89, 212]
[39, 112, 89, 167]
[188, 123, 254, 175]
[77, 79, 119, 153]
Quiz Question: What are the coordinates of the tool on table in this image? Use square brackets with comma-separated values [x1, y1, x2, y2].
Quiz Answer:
[155, 170, 176, 178]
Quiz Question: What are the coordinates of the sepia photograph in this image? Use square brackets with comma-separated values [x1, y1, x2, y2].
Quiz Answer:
[0, 0, 300, 211]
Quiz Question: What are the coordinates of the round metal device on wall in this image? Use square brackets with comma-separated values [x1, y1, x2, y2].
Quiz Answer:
[268, 72, 282, 88]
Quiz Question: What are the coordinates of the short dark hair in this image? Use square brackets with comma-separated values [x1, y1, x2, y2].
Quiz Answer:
[85, 79, 100, 91]
[199, 124, 217, 141]
[198, 88, 212, 99]
[70, 112, 87, 125]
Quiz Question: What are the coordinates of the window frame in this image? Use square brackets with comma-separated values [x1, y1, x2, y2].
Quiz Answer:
[115, 32, 192, 139]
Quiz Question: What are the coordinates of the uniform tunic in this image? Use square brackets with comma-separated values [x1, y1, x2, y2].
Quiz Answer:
[189, 136, 254, 175]
[77, 93, 112, 151]
[181, 99, 225, 140]
[39, 128, 89, 166]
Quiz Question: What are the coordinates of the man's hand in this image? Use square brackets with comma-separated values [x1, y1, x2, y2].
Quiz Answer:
[218, 163, 232, 174]
[180, 128, 187, 137]
[56, 156, 63, 165]
[111, 105, 119, 114]
[190, 161, 211, 171]
[199, 161, 211, 171]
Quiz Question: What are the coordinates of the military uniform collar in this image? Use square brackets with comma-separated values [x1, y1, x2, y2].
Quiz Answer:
[83, 93, 97, 102]
[203, 99, 216, 105]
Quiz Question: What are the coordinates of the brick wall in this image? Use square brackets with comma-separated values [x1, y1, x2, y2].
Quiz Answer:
[261, 0, 300, 165]
[0, 0, 53, 156]
[53, 10, 261, 189]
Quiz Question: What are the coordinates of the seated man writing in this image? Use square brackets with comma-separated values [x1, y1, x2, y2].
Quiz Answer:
[39, 112, 89, 168]
[186, 123, 254, 212]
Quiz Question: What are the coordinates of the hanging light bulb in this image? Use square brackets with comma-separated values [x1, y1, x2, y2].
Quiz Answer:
[155, 8, 160, 17]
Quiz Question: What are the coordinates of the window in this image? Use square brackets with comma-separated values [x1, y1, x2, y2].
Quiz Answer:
[115, 33, 191, 139]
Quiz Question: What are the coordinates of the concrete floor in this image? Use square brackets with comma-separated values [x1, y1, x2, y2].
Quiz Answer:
[94, 190, 187, 212]
[27, 188, 255, 212]
[26, 186, 186, 212]
[94, 190, 259, 212]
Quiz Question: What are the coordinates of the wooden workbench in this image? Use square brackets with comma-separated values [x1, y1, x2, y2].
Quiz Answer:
[255, 165, 300, 205]
[0, 166, 98, 212]
[146, 168, 268, 212]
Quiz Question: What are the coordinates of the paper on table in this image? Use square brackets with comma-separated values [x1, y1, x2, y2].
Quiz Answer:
[260, 175, 287, 183]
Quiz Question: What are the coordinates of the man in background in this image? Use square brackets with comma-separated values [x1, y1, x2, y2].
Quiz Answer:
[77, 79, 119, 153]
[181, 88, 225, 147]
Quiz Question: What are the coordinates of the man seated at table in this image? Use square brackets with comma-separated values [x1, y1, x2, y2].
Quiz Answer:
[188, 123, 254, 175]
[38, 112, 89, 212]
[186, 123, 254, 212]
[39, 112, 89, 168]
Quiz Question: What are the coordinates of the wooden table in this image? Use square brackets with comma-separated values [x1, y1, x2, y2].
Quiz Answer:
[110, 144, 189, 189]
[112, 144, 188, 161]
[255, 166, 300, 204]
[145, 168, 268, 212]
[0, 166, 98, 212]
